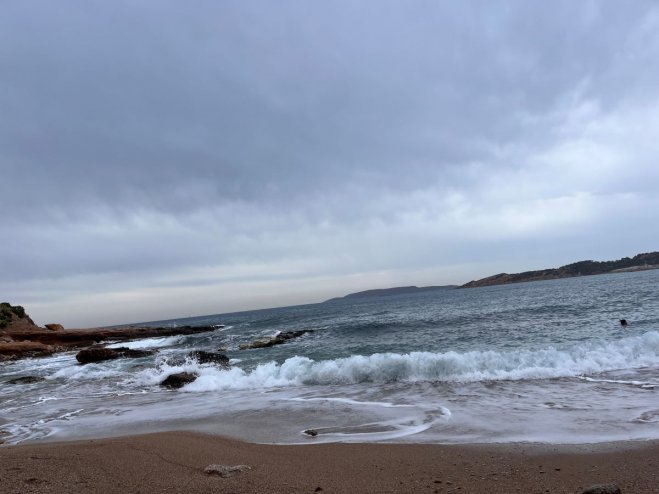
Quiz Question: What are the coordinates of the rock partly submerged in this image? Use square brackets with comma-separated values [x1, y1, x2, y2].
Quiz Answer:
[6, 375, 46, 385]
[239, 330, 313, 350]
[75, 346, 157, 364]
[187, 350, 230, 366]
[161, 372, 199, 389]
[166, 350, 231, 367]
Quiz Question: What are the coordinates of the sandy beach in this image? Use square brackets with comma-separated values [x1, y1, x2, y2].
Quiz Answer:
[1, 432, 657, 493]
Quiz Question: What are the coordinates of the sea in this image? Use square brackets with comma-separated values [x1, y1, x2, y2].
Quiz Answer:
[1, 270, 658, 446]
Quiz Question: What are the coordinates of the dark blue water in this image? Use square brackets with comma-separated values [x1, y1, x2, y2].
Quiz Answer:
[2, 270, 658, 445]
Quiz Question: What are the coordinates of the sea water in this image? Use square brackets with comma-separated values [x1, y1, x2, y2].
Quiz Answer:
[1, 270, 658, 445]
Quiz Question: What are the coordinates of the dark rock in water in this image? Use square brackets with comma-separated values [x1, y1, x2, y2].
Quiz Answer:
[239, 329, 314, 350]
[76, 347, 120, 363]
[76, 346, 156, 364]
[188, 350, 230, 367]
[303, 429, 318, 437]
[619, 319, 628, 327]
[7, 375, 45, 385]
[581, 484, 622, 494]
[118, 348, 156, 359]
[203, 464, 251, 477]
[161, 372, 198, 389]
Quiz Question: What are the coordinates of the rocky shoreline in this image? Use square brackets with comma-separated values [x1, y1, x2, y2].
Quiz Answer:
[1, 302, 315, 391]
[0, 302, 217, 361]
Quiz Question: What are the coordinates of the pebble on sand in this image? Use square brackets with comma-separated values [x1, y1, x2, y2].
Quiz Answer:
[203, 464, 251, 478]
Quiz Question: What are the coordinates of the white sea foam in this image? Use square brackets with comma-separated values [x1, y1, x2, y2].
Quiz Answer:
[135, 331, 659, 392]
[49, 364, 126, 381]
[106, 336, 183, 350]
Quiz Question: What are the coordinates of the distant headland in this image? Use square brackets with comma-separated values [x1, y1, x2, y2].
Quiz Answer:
[461, 251, 659, 289]
[325, 285, 457, 302]
[328, 251, 659, 300]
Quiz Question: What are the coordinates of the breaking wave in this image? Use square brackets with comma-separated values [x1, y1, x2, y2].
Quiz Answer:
[106, 336, 184, 350]
[136, 331, 659, 392]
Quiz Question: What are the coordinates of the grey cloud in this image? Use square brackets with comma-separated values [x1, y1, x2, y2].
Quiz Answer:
[2, 1, 659, 323]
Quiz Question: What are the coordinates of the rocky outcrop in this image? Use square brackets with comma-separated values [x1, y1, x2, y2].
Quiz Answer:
[75, 346, 156, 364]
[0, 303, 218, 360]
[188, 350, 230, 366]
[161, 372, 198, 389]
[0, 303, 34, 330]
[0, 341, 57, 359]
[239, 330, 313, 350]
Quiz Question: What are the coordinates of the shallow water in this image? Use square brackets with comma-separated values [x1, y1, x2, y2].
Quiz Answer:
[1, 270, 658, 445]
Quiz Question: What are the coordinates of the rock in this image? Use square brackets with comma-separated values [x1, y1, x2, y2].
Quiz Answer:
[118, 348, 156, 359]
[0, 341, 56, 359]
[239, 329, 313, 350]
[188, 350, 230, 367]
[581, 485, 621, 494]
[7, 376, 46, 385]
[161, 372, 198, 389]
[76, 347, 120, 363]
[1, 303, 218, 361]
[76, 346, 156, 364]
[304, 429, 318, 437]
[203, 464, 251, 477]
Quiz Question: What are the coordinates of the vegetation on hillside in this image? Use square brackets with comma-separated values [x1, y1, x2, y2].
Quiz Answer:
[0, 303, 27, 329]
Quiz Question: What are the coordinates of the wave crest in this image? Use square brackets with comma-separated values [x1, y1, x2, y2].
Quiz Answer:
[135, 331, 659, 391]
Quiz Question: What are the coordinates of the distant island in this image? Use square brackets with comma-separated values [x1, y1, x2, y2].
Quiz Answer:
[326, 285, 457, 302]
[461, 251, 659, 289]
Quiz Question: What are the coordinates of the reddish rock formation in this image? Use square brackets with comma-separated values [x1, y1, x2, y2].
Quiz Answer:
[45, 323, 64, 331]
[0, 302, 216, 361]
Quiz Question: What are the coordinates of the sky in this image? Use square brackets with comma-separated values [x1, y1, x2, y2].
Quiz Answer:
[2, 1, 659, 327]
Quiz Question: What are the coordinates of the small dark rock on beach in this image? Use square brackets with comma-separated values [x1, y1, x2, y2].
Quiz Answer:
[581, 484, 622, 494]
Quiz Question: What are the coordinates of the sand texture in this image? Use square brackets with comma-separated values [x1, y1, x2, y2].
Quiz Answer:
[1, 432, 657, 493]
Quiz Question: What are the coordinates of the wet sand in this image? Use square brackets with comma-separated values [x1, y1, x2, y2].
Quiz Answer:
[1, 432, 657, 493]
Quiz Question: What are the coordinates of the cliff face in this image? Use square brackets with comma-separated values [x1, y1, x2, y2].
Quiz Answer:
[462, 252, 659, 289]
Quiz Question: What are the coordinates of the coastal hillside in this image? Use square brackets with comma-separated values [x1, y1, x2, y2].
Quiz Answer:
[0, 302, 37, 332]
[326, 285, 456, 302]
[462, 251, 659, 288]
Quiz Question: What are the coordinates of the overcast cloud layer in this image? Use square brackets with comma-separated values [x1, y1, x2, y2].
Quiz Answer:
[2, 1, 659, 326]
